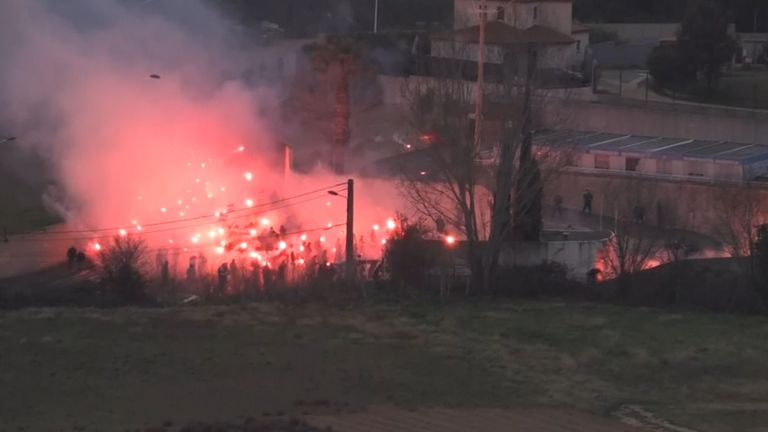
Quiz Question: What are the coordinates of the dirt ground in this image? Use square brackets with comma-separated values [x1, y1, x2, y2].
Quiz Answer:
[2, 302, 768, 431]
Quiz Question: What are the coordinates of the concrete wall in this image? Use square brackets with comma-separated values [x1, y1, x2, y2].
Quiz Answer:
[500, 237, 607, 281]
[591, 40, 656, 68]
[570, 32, 589, 69]
[544, 169, 768, 240]
[545, 99, 768, 145]
[537, 2, 572, 34]
[587, 23, 680, 43]
[566, 152, 746, 182]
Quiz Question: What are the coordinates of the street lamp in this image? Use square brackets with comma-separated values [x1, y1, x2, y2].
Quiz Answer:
[328, 180, 355, 282]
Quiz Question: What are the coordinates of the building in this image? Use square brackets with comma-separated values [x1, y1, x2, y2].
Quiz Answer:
[534, 129, 768, 183]
[739, 33, 768, 65]
[431, 0, 589, 75]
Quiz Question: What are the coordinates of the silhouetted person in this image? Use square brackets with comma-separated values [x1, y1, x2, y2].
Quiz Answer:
[586, 268, 601, 285]
[217, 263, 229, 293]
[262, 265, 274, 289]
[250, 261, 263, 292]
[67, 246, 78, 267]
[582, 189, 593, 214]
[186, 265, 195, 282]
[633, 205, 645, 224]
[435, 217, 447, 234]
[75, 251, 86, 270]
[161, 260, 169, 286]
[277, 261, 287, 285]
[279, 225, 287, 237]
[553, 195, 564, 218]
[229, 259, 239, 290]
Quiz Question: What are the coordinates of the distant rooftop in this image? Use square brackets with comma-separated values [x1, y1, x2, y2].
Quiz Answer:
[534, 130, 768, 165]
[433, 21, 574, 46]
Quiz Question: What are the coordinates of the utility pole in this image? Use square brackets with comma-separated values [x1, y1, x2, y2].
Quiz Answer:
[345, 178, 355, 282]
[473, 0, 487, 149]
[374, 0, 379, 33]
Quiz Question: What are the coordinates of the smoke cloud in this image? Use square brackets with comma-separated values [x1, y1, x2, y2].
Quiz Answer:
[0, 0, 401, 269]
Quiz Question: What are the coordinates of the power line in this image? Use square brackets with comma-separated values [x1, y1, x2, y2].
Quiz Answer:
[8, 193, 343, 243]
[0, 223, 347, 261]
[17, 181, 348, 237]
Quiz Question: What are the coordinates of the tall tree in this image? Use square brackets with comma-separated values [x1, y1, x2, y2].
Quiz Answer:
[678, 0, 737, 96]
[303, 37, 366, 173]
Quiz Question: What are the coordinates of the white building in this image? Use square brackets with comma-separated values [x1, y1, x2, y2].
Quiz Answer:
[535, 130, 768, 183]
[432, 0, 589, 74]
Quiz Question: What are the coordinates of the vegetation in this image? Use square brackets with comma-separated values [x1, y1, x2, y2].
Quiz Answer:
[98, 235, 149, 303]
[3, 302, 768, 431]
[678, 0, 738, 96]
[753, 224, 768, 300]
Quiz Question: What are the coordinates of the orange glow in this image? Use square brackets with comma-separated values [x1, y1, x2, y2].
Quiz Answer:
[245, 198, 254, 207]
[244, 171, 253, 181]
[445, 235, 456, 246]
[239, 242, 248, 249]
[386, 218, 396, 230]
[278, 240, 287, 250]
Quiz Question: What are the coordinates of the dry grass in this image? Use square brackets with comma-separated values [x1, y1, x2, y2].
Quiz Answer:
[1, 301, 768, 431]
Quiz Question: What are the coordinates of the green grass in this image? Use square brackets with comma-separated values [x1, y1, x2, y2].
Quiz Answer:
[2, 302, 768, 431]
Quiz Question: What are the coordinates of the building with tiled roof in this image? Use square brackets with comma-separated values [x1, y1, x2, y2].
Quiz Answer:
[435, 0, 589, 75]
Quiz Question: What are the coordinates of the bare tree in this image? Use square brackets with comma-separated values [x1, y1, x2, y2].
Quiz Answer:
[397, 40, 561, 293]
[712, 184, 765, 257]
[601, 178, 665, 278]
[98, 235, 149, 301]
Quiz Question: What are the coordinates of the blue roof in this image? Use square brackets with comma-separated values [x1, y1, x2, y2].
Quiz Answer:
[534, 130, 768, 165]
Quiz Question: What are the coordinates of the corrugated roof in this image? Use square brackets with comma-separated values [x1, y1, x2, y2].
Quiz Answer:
[572, 21, 591, 33]
[534, 130, 768, 164]
[432, 21, 574, 46]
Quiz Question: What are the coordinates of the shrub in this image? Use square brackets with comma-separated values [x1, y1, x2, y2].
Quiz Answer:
[647, 44, 695, 90]
[752, 224, 768, 301]
[98, 235, 149, 303]
[383, 223, 436, 290]
[494, 261, 586, 299]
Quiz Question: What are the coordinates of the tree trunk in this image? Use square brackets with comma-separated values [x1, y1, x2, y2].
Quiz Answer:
[512, 45, 543, 242]
[333, 61, 351, 173]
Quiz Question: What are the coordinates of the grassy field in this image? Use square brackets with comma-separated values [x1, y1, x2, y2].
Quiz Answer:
[2, 301, 768, 431]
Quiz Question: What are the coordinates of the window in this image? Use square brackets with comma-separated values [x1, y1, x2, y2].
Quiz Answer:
[496, 6, 505, 21]
[533, 6, 538, 21]
[625, 157, 640, 172]
[576, 40, 581, 53]
[594, 154, 610, 169]
[687, 161, 706, 177]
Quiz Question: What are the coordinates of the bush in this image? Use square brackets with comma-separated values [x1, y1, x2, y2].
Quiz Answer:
[752, 224, 768, 300]
[647, 44, 695, 90]
[383, 223, 437, 291]
[494, 261, 587, 299]
[98, 235, 149, 303]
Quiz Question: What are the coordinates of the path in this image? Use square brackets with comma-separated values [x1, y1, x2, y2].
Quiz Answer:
[308, 407, 644, 432]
